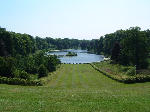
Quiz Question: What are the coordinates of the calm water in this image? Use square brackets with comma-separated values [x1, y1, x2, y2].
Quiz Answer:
[48, 49, 104, 64]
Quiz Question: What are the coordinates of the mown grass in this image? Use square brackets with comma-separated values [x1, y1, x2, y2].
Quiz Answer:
[0, 64, 150, 112]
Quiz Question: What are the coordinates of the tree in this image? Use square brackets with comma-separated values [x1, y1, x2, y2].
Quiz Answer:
[38, 64, 48, 78]
[45, 55, 57, 72]
[0, 57, 15, 77]
[0, 28, 13, 56]
[120, 27, 149, 69]
[111, 42, 121, 63]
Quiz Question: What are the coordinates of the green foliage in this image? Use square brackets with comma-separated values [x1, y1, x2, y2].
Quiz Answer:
[24, 56, 37, 74]
[120, 27, 149, 69]
[13, 69, 21, 78]
[13, 51, 60, 79]
[0, 51, 60, 84]
[14, 55, 38, 74]
[0, 28, 13, 56]
[126, 67, 136, 76]
[0, 76, 42, 86]
[86, 27, 150, 70]
[45, 55, 60, 72]
[0, 56, 15, 78]
[86, 26, 150, 69]
[38, 64, 48, 78]
[13, 70, 31, 80]
[33, 50, 45, 66]
[111, 42, 121, 62]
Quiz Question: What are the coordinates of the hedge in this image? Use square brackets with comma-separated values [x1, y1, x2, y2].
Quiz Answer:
[0, 76, 43, 86]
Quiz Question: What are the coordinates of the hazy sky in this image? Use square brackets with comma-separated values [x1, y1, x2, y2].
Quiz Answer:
[0, 0, 150, 39]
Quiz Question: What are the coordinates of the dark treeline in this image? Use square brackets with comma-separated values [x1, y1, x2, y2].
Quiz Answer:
[88, 27, 150, 69]
[88, 27, 150, 56]
[0, 27, 91, 57]
[0, 27, 36, 57]
[0, 27, 61, 81]
[36, 37, 92, 50]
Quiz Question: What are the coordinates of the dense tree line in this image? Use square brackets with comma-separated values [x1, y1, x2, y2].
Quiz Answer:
[0, 28, 36, 57]
[88, 27, 150, 69]
[0, 27, 61, 80]
[0, 27, 92, 57]
[35, 37, 91, 51]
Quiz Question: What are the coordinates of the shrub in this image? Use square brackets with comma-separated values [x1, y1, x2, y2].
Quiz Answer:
[24, 55, 38, 74]
[119, 66, 129, 72]
[45, 56, 56, 72]
[126, 67, 136, 76]
[20, 70, 30, 80]
[38, 64, 48, 78]
[0, 57, 6, 75]
[0, 76, 42, 86]
[25, 65, 37, 74]
[13, 69, 30, 80]
[13, 69, 20, 78]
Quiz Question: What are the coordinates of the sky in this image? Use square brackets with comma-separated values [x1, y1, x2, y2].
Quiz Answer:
[0, 0, 150, 40]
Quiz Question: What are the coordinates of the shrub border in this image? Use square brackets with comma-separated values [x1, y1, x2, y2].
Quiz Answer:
[0, 76, 43, 86]
[90, 63, 150, 83]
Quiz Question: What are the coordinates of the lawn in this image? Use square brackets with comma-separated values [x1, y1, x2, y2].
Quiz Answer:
[0, 64, 150, 112]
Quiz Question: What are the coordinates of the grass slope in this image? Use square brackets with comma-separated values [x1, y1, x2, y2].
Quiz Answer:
[0, 64, 150, 112]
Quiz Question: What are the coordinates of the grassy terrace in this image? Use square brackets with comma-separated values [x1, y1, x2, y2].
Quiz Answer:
[0, 64, 150, 112]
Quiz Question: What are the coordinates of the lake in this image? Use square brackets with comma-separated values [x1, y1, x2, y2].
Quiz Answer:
[48, 49, 104, 64]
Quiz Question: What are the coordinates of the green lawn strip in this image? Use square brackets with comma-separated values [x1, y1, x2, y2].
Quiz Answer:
[48, 64, 68, 88]
[61, 64, 74, 89]
[71, 64, 76, 88]
[78, 64, 111, 88]
[76, 64, 89, 89]
[70, 64, 89, 89]
[41, 65, 64, 86]
[78, 64, 101, 87]
[49, 64, 73, 89]
[67, 64, 82, 89]
[0, 64, 150, 112]
[77, 64, 96, 88]
[0, 84, 150, 112]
